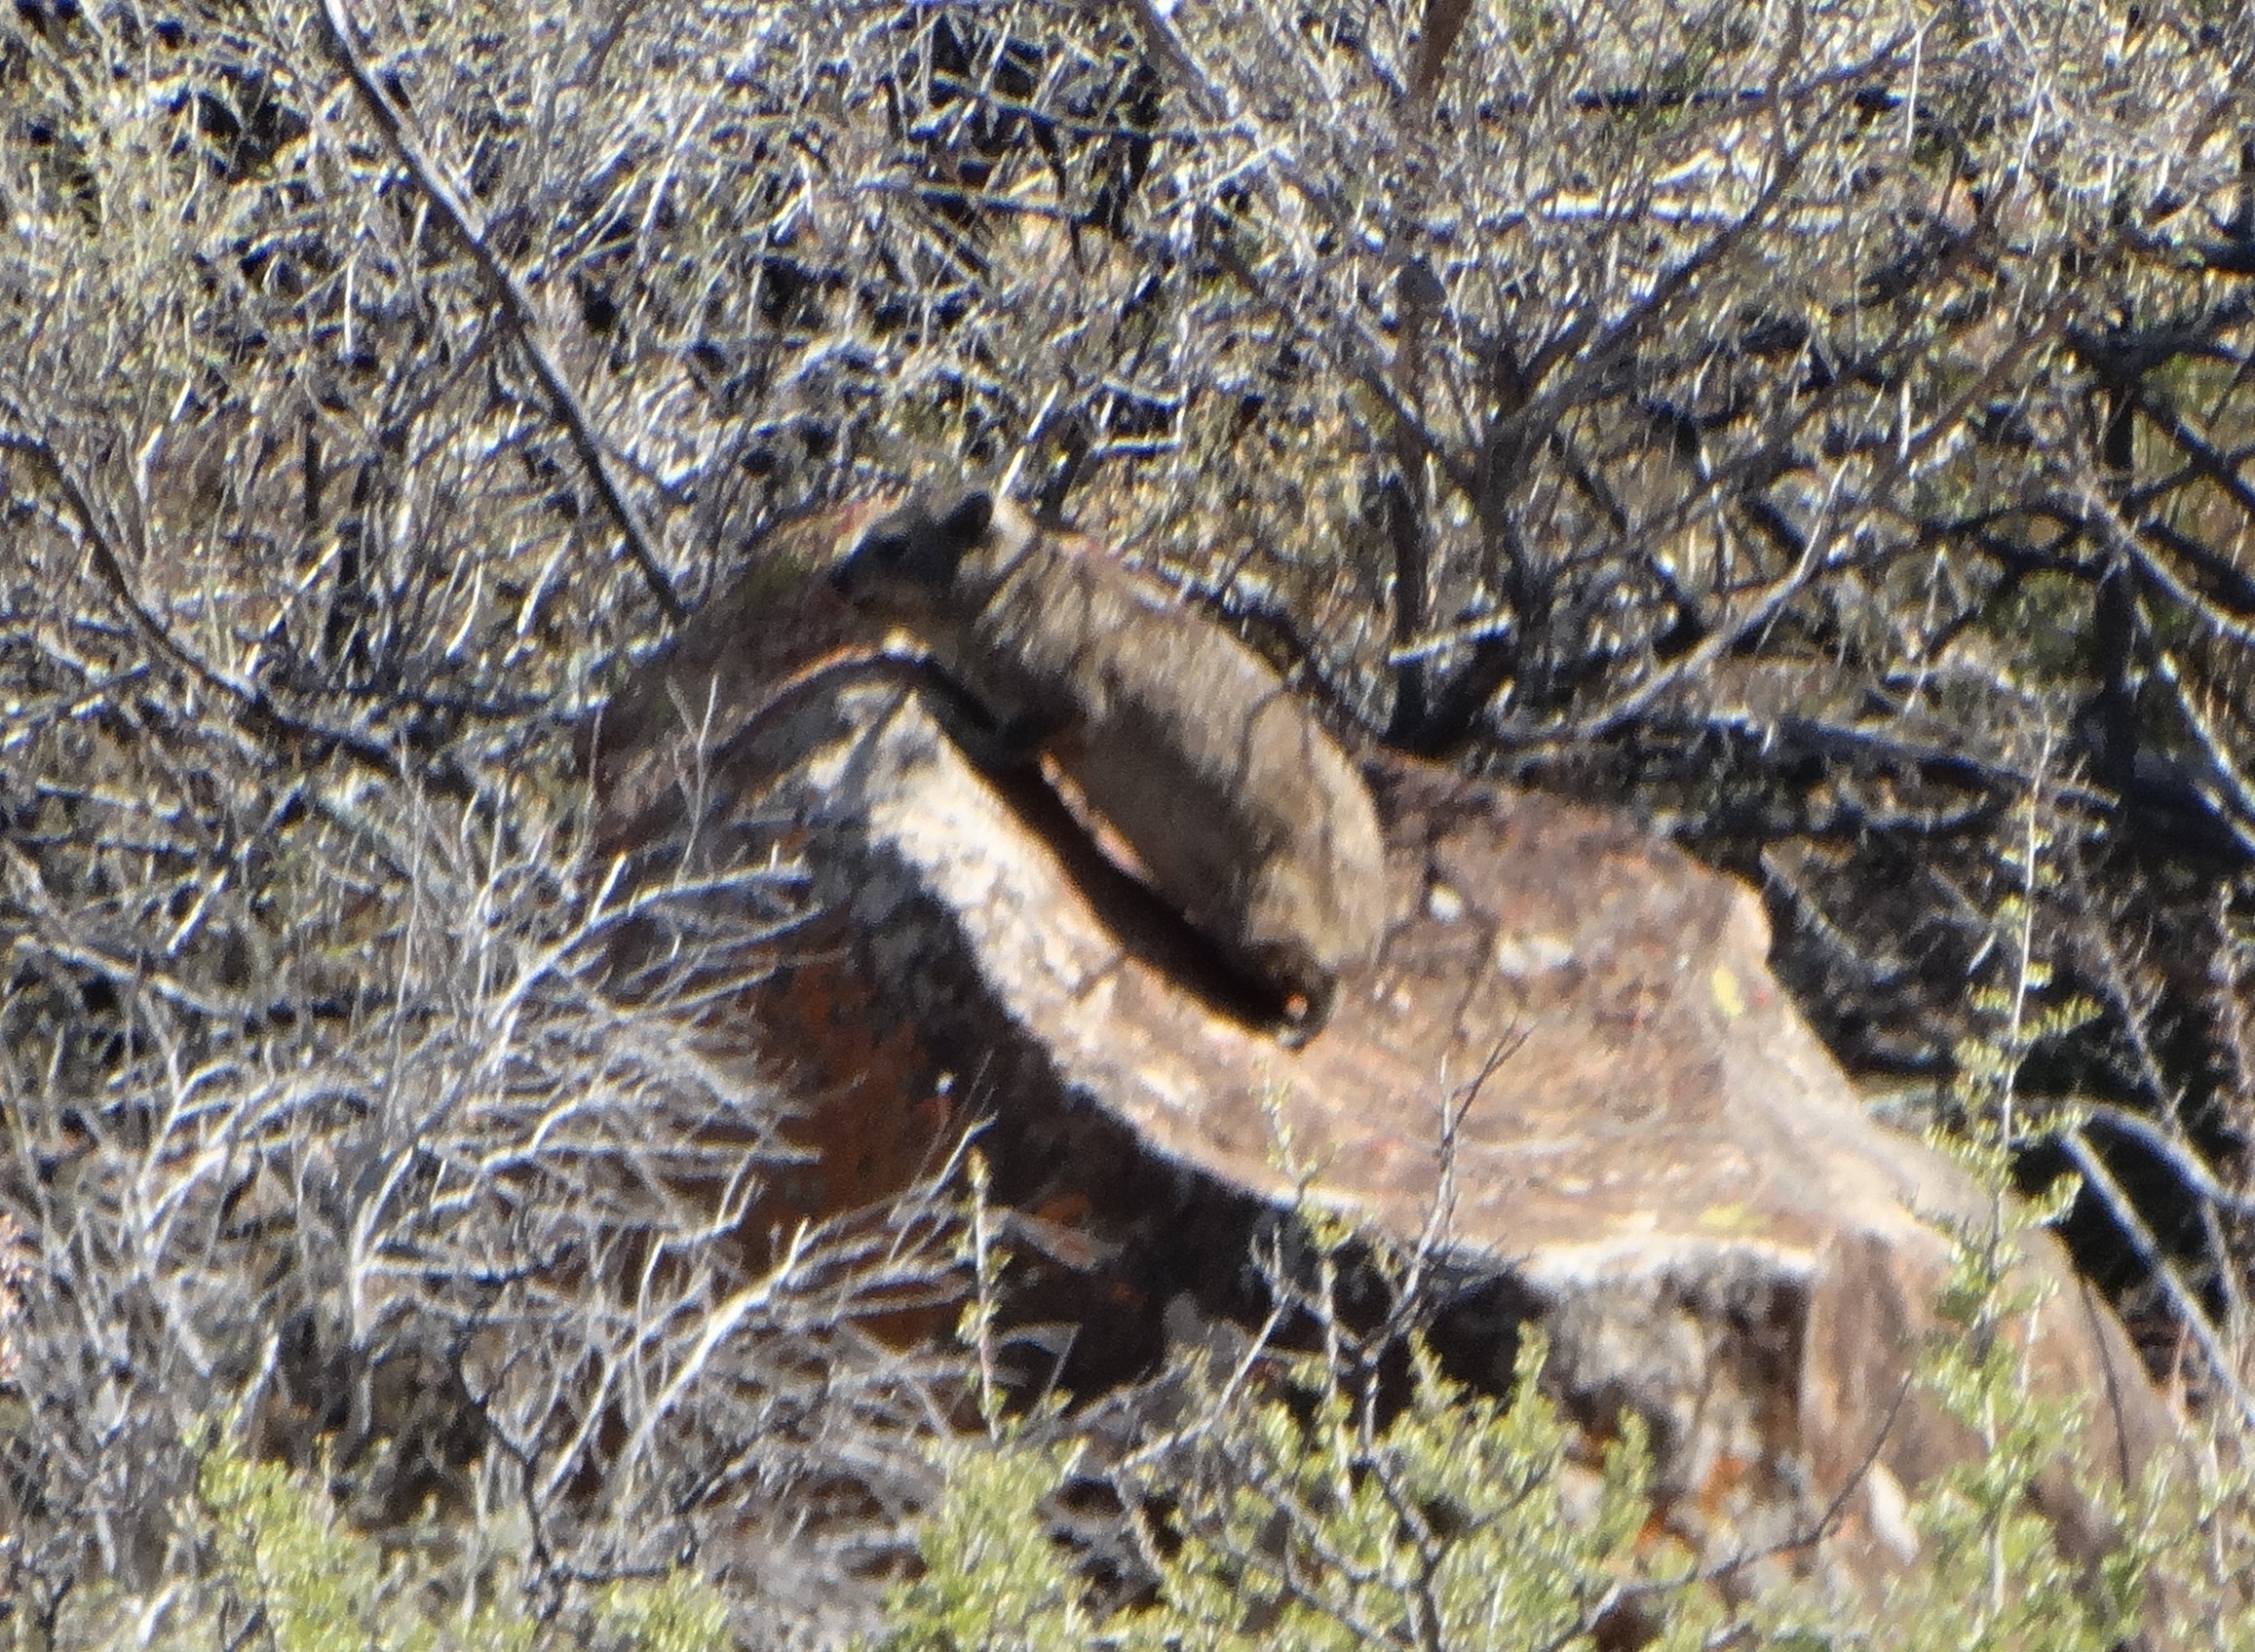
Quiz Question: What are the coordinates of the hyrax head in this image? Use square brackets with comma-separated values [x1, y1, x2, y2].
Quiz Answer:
[831, 486, 1007, 613]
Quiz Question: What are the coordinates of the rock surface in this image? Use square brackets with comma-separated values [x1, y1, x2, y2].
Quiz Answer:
[587, 500, 2177, 1601]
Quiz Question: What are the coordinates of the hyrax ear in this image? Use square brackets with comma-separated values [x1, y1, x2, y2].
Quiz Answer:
[934, 488, 995, 553]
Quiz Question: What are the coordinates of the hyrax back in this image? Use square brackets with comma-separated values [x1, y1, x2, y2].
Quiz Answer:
[832, 487, 1387, 1041]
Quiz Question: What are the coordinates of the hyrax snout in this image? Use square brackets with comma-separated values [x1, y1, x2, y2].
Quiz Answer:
[832, 486, 1387, 1043]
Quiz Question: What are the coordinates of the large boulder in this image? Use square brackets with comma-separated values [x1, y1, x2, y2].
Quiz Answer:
[586, 500, 2175, 1601]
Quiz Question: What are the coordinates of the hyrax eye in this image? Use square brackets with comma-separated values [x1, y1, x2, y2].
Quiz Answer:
[860, 530, 912, 566]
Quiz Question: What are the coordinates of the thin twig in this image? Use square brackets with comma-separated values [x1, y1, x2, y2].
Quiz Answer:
[2061, 1129, 2255, 1430]
[0, 423, 486, 805]
[314, 0, 687, 626]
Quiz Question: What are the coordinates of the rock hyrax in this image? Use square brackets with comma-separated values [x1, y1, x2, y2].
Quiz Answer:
[832, 486, 1387, 1042]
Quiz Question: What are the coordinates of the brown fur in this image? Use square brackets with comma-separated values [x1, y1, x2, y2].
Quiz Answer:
[833, 487, 1387, 1041]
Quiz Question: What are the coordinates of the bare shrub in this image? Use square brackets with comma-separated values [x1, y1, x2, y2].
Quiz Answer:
[7, 0, 2255, 1637]
[0, 748, 962, 1634]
